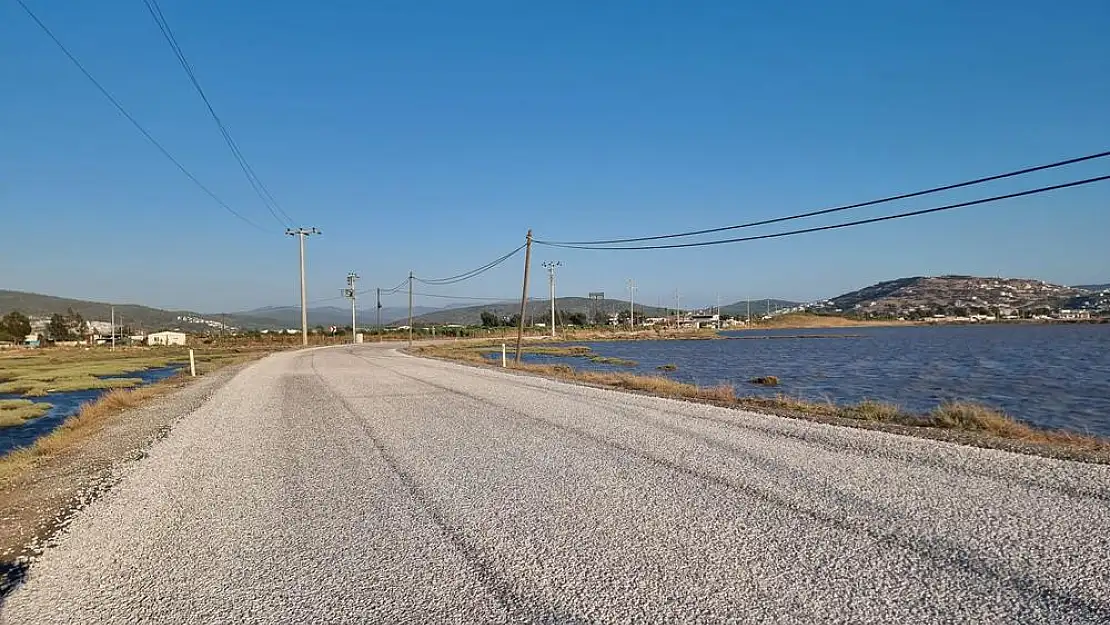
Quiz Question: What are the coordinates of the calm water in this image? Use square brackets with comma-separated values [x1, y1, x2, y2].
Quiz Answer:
[0, 364, 182, 455]
[509, 325, 1110, 437]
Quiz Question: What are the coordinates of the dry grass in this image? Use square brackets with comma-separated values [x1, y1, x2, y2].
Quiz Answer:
[928, 401, 1025, 435]
[30, 384, 174, 458]
[839, 400, 903, 422]
[656, 364, 678, 371]
[748, 375, 780, 386]
[0, 399, 53, 428]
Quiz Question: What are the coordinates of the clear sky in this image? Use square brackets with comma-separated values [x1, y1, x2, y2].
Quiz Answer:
[3, 1, 1108, 313]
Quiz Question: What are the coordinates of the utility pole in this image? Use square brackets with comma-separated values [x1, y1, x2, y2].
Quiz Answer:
[747, 297, 751, 325]
[542, 261, 561, 338]
[110, 306, 115, 350]
[376, 287, 382, 342]
[515, 230, 533, 363]
[344, 272, 359, 344]
[627, 279, 638, 329]
[408, 271, 414, 347]
[286, 227, 321, 347]
[674, 290, 681, 328]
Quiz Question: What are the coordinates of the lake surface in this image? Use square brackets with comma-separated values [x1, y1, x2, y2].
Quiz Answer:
[0, 364, 182, 456]
[509, 325, 1110, 437]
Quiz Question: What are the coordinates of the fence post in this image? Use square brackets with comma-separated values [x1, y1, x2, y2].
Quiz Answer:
[189, 349, 196, 377]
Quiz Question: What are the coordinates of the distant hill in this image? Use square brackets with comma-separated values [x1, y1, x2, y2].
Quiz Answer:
[409, 297, 669, 326]
[1076, 283, 1110, 293]
[720, 299, 801, 318]
[0, 289, 267, 332]
[817, 276, 1084, 316]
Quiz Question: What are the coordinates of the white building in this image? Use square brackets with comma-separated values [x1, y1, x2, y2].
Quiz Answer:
[147, 331, 187, 346]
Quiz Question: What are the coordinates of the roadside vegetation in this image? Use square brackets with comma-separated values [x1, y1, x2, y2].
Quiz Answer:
[413, 342, 1110, 461]
[0, 400, 53, 428]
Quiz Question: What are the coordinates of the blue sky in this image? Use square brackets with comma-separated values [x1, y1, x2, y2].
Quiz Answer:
[3, 1, 1108, 313]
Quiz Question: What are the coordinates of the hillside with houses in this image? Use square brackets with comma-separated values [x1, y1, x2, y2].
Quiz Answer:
[807, 276, 1108, 320]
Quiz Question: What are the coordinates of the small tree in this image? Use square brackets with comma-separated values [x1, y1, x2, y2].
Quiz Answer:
[480, 311, 500, 328]
[1, 311, 32, 342]
[48, 313, 72, 340]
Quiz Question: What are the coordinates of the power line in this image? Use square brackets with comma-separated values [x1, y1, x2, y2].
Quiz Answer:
[411, 292, 512, 302]
[538, 150, 1110, 246]
[536, 175, 1110, 250]
[412, 243, 526, 285]
[14, 0, 270, 233]
[142, 0, 294, 228]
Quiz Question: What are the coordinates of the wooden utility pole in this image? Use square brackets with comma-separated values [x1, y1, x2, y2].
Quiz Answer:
[515, 230, 533, 363]
[408, 272, 414, 347]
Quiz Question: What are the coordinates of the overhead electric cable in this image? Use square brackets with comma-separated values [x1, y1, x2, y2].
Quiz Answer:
[14, 0, 270, 233]
[413, 243, 527, 285]
[142, 0, 294, 228]
[535, 175, 1110, 250]
[538, 150, 1110, 246]
[411, 292, 512, 302]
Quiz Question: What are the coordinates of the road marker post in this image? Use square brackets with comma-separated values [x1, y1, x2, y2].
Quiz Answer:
[502, 344, 507, 368]
[189, 349, 196, 377]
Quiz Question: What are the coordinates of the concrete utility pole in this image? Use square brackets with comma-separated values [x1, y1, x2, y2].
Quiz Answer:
[110, 306, 115, 350]
[627, 279, 638, 329]
[286, 227, 321, 346]
[515, 230, 533, 363]
[543, 261, 561, 338]
[344, 272, 359, 344]
[376, 287, 382, 342]
[674, 290, 681, 328]
[408, 271, 414, 348]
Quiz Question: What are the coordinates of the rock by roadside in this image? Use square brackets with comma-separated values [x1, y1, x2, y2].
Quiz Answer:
[0, 362, 251, 599]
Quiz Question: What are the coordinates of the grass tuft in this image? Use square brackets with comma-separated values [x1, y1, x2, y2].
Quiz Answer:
[839, 400, 903, 422]
[656, 364, 678, 371]
[748, 376, 780, 386]
[927, 401, 1032, 437]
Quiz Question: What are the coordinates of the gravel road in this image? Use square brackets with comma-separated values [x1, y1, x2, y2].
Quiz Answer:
[4, 345, 1109, 623]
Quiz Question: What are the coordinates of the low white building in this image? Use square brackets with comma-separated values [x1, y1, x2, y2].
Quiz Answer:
[147, 331, 187, 346]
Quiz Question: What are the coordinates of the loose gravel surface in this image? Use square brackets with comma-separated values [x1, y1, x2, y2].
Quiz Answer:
[4, 345, 1110, 623]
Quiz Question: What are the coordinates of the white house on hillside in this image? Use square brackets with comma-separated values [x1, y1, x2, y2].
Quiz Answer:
[147, 331, 187, 346]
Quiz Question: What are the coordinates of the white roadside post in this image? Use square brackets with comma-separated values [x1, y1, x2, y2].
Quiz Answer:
[502, 343, 507, 368]
[189, 349, 196, 377]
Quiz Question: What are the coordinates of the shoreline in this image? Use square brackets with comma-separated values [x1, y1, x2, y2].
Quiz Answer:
[411, 342, 1110, 465]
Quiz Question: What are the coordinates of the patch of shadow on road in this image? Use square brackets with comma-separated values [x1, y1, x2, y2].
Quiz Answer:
[0, 560, 30, 606]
